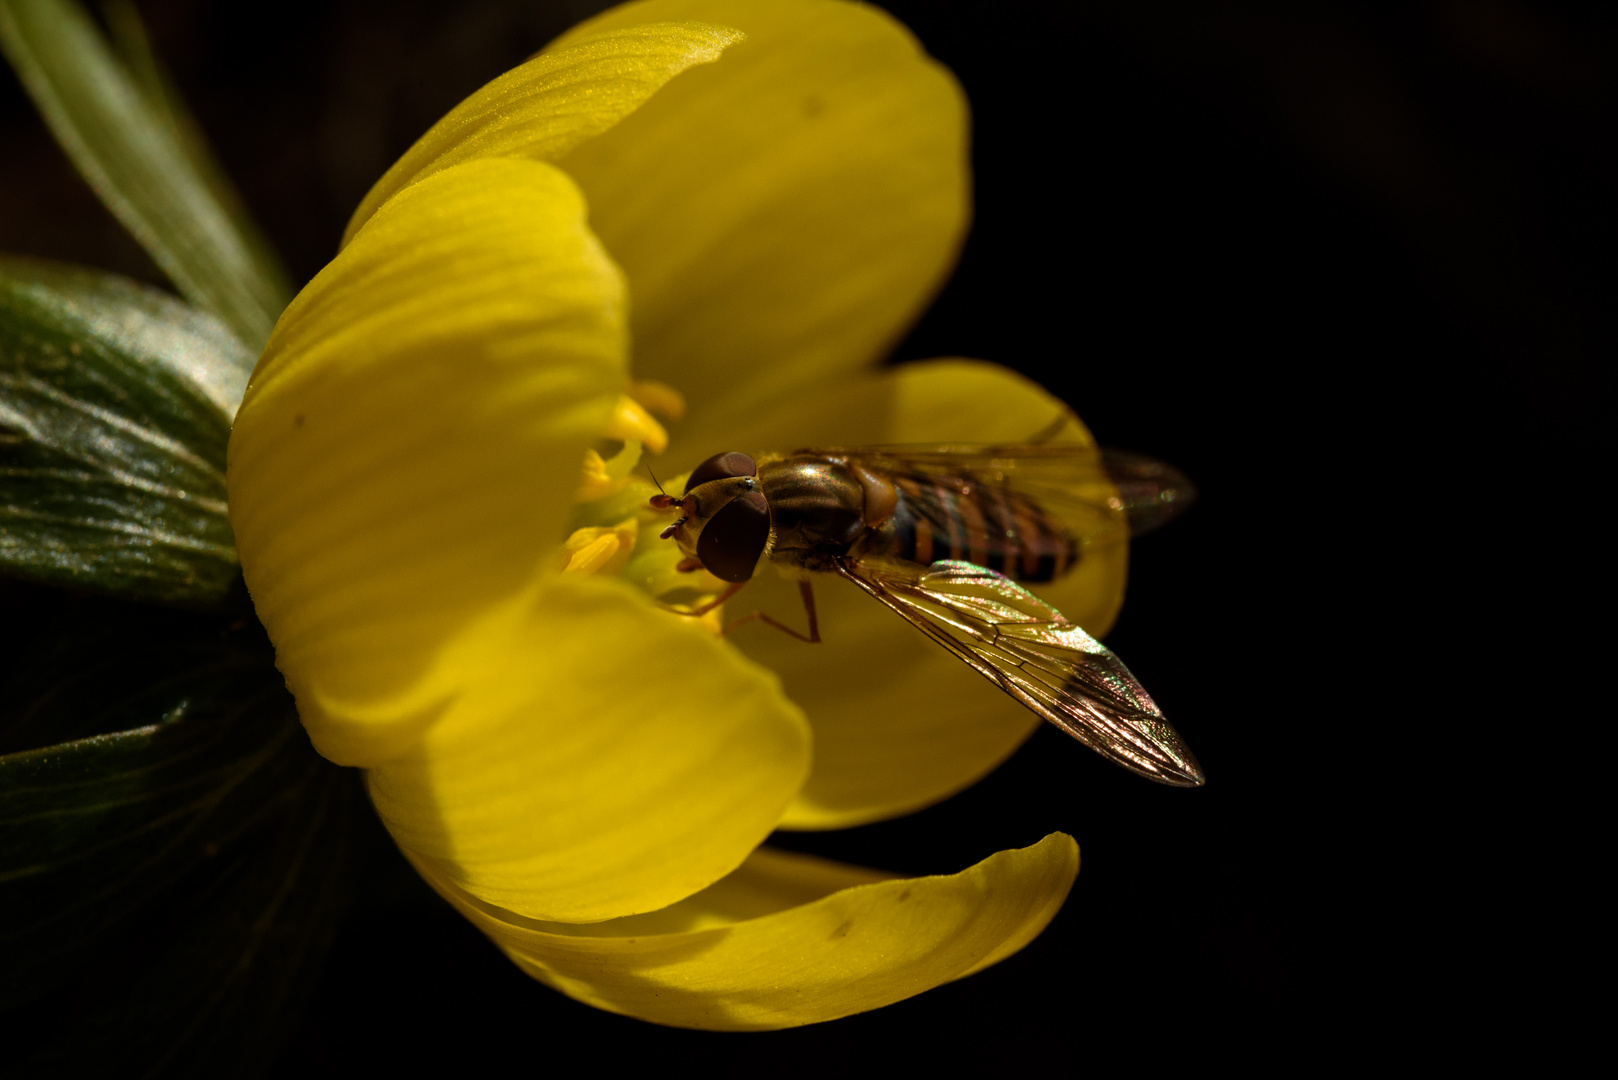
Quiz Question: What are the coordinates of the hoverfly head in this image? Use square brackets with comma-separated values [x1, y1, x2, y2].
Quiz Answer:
[653, 451, 771, 583]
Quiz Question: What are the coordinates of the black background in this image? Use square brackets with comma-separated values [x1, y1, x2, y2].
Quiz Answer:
[1, 0, 1608, 1070]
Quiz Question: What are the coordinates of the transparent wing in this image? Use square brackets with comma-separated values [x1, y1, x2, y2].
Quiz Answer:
[791, 443, 1195, 542]
[833, 557, 1205, 787]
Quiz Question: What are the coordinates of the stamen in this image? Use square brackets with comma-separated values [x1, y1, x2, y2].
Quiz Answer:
[607, 394, 669, 454]
[577, 448, 617, 501]
[558, 520, 639, 577]
[628, 379, 686, 422]
[564, 534, 620, 575]
[577, 440, 645, 502]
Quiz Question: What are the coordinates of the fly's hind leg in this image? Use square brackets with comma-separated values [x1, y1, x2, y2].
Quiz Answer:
[723, 579, 820, 643]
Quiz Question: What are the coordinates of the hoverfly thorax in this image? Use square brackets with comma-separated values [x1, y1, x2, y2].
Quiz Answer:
[757, 455, 894, 569]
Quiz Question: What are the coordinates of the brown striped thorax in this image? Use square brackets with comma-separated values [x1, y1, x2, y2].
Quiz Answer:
[648, 443, 1206, 788]
[653, 449, 1081, 585]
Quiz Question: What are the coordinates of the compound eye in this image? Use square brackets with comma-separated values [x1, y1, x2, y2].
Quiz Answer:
[684, 451, 756, 494]
[696, 490, 770, 583]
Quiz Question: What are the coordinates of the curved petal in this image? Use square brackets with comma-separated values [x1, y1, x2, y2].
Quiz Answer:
[697, 360, 1128, 829]
[342, 22, 746, 244]
[369, 574, 811, 922]
[675, 356, 1085, 466]
[740, 569, 1042, 831]
[409, 833, 1079, 1030]
[228, 158, 625, 767]
[552, 0, 970, 426]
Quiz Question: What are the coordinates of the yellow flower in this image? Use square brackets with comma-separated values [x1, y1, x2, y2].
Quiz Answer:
[227, 0, 1122, 1030]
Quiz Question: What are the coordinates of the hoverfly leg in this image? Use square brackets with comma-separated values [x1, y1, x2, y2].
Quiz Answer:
[722, 579, 821, 643]
[1024, 410, 1081, 445]
[665, 579, 747, 619]
[799, 579, 819, 640]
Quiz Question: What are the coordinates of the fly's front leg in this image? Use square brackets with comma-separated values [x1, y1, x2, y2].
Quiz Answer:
[660, 580, 747, 618]
[723, 579, 821, 643]
[1026, 410, 1082, 444]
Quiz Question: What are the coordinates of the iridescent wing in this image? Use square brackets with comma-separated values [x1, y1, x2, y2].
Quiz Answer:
[832, 556, 1205, 787]
[792, 443, 1195, 544]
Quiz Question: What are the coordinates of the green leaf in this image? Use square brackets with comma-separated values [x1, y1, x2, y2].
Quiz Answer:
[0, 0, 293, 350]
[97, 0, 293, 315]
[1, 257, 249, 604]
[0, 592, 357, 1078]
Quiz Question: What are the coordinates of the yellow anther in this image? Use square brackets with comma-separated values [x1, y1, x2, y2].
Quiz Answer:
[607, 395, 668, 455]
[629, 379, 687, 422]
[577, 440, 648, 502]
[576, 448, 619, 501]
[558, 520, 639, 577]
[564, 534, 621, 575]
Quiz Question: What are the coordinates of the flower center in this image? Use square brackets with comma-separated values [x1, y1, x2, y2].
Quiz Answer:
[561, 380, 728, 631]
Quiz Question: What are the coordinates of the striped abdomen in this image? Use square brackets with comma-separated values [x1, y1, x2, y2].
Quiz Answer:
[880, 475, 1078, 583]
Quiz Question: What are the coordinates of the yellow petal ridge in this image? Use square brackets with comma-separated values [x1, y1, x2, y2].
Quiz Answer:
[343, 21, 746, 244]
[228, 158, 626, 767]
[410, 832, 1079, 1029]
[368, 573, 812, 922]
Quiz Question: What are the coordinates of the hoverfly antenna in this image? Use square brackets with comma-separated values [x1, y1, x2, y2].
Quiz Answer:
[646, 465, 683, 511]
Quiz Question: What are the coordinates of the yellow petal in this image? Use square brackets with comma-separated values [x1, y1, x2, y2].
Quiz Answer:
[705, 360, 1128, 829]
[342, 22, 746, 244]
[227, 158, 626, 767]
[678, 356, 1084, 467]
[553, 0, 969, 427]
[741, 571, 1043, 831]
[368, 574, 811, 922]
[409, 832, 1079, 1030]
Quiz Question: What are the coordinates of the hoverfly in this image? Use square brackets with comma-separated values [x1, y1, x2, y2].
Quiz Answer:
[649, 443, 1204, 787]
